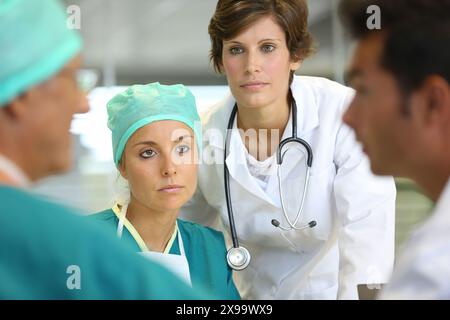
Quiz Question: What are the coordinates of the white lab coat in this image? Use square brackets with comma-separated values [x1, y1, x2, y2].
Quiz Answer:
[380, 178, 450, 300]
[182, 76, 396, 299]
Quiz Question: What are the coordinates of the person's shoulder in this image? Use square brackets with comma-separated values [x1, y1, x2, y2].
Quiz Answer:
[292, 75, 355, 120]
[86, 208, 119, 233]
[199, 91, 235, 150]
[294, 75, 351, 94]
[1, 185, 80, 222]
[177, 219, 225, 244]
[1, 186, 70, 211]
[293, 75, 353, 104]
[89, 208, 117, 222]
[1, 187, 112, 263]
[201, 90, 234, 129]
[407, 203, 450, 257]
[381, 211, 450, 300]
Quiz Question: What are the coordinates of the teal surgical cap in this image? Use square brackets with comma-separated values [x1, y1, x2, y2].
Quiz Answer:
[107, 83, 202, 166]
[0, 0, 82, 106]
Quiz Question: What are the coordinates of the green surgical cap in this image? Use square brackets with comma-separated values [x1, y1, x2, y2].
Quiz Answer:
[107, 83, 202, 166]
[0, 0, 82, 106]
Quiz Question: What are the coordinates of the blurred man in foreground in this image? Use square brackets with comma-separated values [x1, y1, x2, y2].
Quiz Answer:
[340, 0, 450, 299]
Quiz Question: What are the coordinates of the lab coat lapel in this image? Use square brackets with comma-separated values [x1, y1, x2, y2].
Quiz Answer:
[291, 76, 320, 137]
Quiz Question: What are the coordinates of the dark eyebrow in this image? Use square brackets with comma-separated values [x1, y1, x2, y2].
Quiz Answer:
[223, 40, 241, 44]
[132, 135, 193, 148]
[174, 135, 194, 143]
[223, 38, 282, 45]
[133, 140, 158, 148]
[258, 38, 282, 44]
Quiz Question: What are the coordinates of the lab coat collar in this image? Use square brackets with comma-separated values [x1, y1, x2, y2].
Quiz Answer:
[432, 177, 450, 218]
[0, 154, 31, 187]
[289, 75, 320, 137]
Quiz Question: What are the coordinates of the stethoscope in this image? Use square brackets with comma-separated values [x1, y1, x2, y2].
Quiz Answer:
[225, 92, 317, 271]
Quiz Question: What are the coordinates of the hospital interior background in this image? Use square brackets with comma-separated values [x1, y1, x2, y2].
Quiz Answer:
[32, 0, 434, 256]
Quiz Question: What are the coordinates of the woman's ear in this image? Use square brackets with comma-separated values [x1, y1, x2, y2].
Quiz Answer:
[290, 53, 302, 72]
[118, 155, 128, 180]
[218, 62, 225, 74]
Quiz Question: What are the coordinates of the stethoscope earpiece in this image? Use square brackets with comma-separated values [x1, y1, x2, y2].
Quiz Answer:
[308, 220, 317, 228]
[272, 219, 317, 231]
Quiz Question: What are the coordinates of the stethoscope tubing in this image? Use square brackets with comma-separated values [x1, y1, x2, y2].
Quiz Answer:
[224, 92, 315, 270]
[224, 105, 240, 249]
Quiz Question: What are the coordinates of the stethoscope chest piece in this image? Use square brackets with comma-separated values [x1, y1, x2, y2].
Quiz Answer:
[227, 246, 251, 271]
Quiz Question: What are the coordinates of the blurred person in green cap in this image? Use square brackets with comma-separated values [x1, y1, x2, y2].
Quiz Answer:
[0, 0, 206, 299]
[89, 83, 240, 300]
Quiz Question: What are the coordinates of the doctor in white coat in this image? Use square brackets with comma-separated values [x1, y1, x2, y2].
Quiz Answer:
[182, 0, 396, 299]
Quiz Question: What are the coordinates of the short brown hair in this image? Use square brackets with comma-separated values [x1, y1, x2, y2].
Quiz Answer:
[208, 0, 315, 75]
[340, 0, 450, 96]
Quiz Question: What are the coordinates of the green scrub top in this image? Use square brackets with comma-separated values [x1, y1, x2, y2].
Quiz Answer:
[0, 185, 206, 299]
[90, 209, 241, 300]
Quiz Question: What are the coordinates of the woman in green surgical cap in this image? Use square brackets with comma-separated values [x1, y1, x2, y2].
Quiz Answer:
[90, 83, 240, 300]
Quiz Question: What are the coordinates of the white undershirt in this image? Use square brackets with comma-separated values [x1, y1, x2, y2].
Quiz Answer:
[245, 150, 277, 192]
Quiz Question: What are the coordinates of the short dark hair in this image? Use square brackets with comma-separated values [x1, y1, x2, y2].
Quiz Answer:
[339, 0, 450, 95]
[208, 0, 315, 82]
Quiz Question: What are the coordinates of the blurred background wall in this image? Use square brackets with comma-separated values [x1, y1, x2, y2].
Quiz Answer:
[61, 0, 348, 85]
